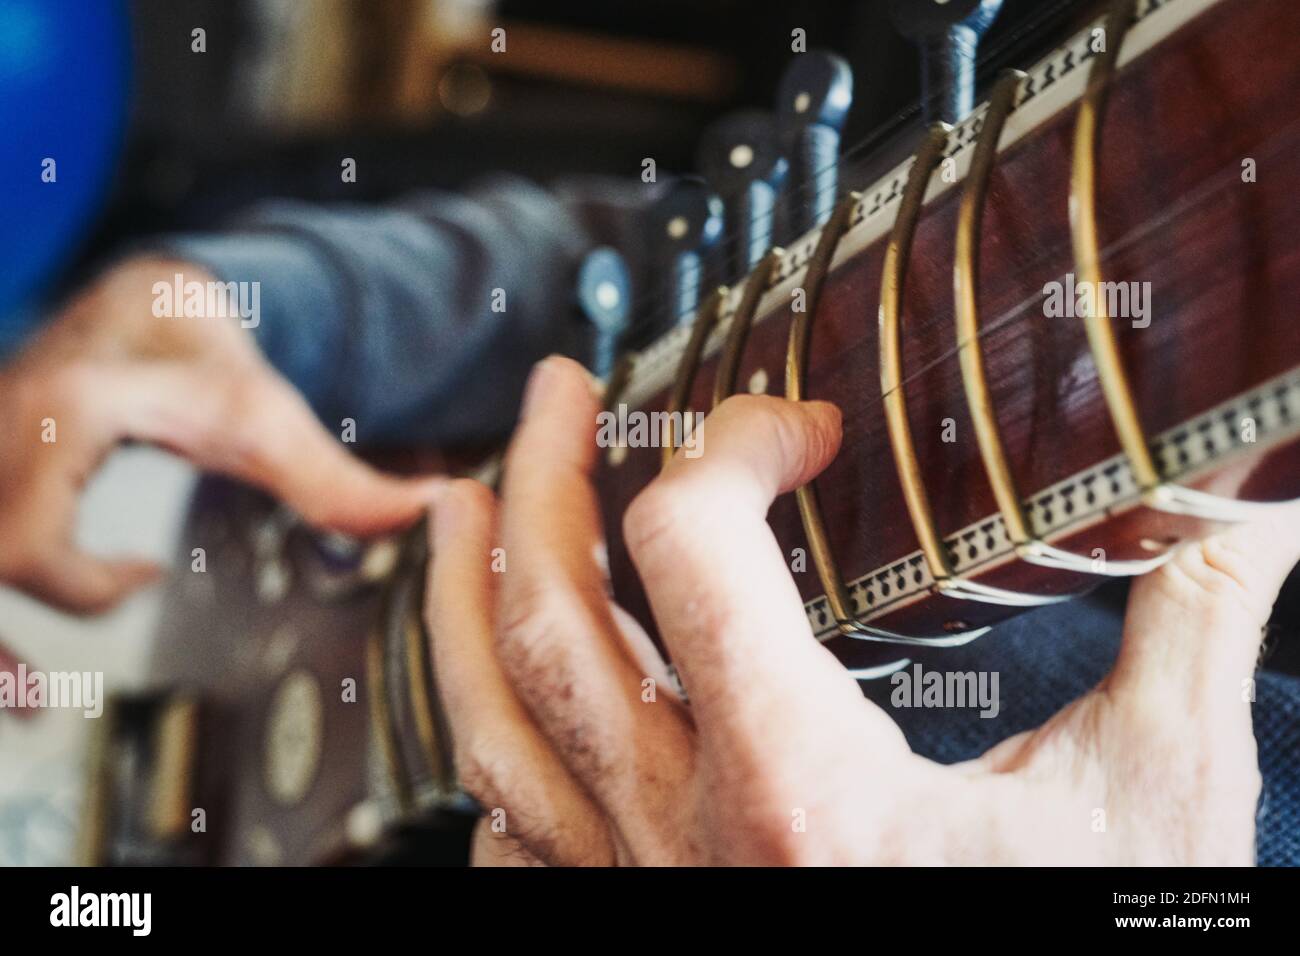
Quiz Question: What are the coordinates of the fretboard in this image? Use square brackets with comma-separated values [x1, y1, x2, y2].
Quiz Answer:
[483, 0, 1300, 673]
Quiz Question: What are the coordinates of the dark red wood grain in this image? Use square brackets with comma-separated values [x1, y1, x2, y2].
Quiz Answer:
[598, 0, 1300, 670]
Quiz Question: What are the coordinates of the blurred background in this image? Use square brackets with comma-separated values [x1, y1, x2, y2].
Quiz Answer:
[6, 0, 1102, 349]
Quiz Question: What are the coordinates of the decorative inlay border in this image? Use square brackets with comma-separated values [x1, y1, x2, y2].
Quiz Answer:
[804, 364, 1300, 639]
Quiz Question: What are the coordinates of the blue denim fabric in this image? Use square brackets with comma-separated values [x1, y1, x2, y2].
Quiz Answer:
[861, 595, 1299, 866]
[151, 176, 589, 447]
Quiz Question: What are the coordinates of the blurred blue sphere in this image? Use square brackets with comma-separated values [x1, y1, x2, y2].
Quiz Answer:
[0, 0, 129, 348]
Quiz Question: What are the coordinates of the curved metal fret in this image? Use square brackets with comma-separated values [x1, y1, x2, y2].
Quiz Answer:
[602, 353, 637, 410]
[956, 69, 1170, 577]
[787, 191, 990, 645]
[712, 248, 784, 407]
[661, 286, 728, 470]
[881, 123, 1070, 607]
[1071, 0, 1292, 523]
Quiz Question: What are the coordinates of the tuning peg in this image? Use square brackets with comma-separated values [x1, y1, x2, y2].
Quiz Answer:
[644, 176, 725, 329]
[889, 0, 1003, 125]
[576, 246, 632, 379]
[775, 51, 853, 235]
[696, 110, 788, 276]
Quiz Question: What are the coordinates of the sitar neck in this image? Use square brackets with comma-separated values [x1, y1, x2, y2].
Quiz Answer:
[574, 0, 1300, 673]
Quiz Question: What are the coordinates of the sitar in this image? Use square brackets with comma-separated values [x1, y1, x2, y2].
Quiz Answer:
[81, 0, 1300, 864]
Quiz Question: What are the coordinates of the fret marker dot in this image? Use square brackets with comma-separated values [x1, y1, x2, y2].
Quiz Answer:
[667, 215, 688, 239]
[729, 144, 754, 169]
[794, 91, 811, 113]
[748, 367, 769, 394]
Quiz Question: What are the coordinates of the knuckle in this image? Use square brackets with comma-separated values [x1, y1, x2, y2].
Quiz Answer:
[454, 741, 511, 811]
[496, 577, 563, 662]
[495, 585, 625, 786]
[1196, 536, 1263, 597]
[496, 579, 599, 685]
[1161, 538, 1266, 620]
[623, 481, 691, 565]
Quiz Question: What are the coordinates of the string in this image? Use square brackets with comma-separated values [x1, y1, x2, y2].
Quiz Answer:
[456, 97, 1295, 600]
[613, 32, 1300, 413]
[890, 112, 1300, 403]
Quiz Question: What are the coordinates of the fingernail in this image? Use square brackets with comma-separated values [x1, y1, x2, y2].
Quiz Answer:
[521, 356, 560, 421]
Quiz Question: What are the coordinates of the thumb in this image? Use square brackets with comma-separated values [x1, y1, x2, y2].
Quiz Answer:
[1109, 500, 1300, 712]
[121, 363, 442, 536]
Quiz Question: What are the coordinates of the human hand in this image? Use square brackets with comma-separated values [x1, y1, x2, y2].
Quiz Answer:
[424, 355, 1293, 865]
[0, 256, 439, 613]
